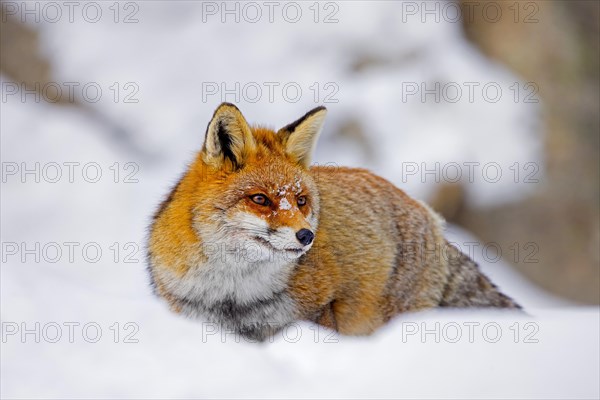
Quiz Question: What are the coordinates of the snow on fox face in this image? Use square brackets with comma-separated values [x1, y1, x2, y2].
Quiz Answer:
[201, 158, 319, 263]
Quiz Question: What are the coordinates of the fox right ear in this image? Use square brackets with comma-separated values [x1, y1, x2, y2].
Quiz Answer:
[202, 103, 256, 169]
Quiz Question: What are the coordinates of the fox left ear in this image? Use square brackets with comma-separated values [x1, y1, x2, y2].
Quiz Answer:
[202, 103, 256, 170]
[278, 106, 327, 167]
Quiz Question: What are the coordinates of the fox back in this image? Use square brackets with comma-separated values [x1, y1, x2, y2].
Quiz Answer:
[147, 103, 519, 340]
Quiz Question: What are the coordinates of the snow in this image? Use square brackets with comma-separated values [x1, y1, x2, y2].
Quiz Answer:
[279, 197, 292, 210]
[1, 1, 597, 399]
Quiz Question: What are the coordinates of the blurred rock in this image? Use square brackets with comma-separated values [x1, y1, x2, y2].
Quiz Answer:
[0, 7, 56, 102]
[0, 9, 154, 159]
[449, 0, 600, 304]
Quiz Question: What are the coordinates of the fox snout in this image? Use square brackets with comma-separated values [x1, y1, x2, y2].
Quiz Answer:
[296, 229, 314, 246]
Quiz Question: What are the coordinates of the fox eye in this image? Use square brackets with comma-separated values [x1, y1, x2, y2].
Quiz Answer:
[250, 194, 270, 206]
[297, 196, 307, 207]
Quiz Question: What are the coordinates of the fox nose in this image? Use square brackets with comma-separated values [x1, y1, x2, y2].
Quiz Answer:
[296, 229, 314, 246]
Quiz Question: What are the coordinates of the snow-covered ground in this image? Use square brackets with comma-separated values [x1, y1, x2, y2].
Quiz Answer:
[1, 1, 598, 398]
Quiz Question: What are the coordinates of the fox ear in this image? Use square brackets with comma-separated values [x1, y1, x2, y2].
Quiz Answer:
[202, 103, 256, 169]
[278, 106, 327, 167]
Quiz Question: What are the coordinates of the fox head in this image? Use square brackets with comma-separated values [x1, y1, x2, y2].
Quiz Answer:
[155, 103, 327, 268]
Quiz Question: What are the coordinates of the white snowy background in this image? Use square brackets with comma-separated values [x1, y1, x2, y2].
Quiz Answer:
[1, 1, 598, 399]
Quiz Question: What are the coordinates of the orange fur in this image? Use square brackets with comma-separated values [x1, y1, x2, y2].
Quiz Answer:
[147, 103, 519, 340]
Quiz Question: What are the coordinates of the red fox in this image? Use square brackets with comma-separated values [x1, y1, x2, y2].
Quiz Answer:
[147, 103, 520, 340]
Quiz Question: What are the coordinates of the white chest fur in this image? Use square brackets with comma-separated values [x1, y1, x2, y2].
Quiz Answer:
[156, 243, 299, 340]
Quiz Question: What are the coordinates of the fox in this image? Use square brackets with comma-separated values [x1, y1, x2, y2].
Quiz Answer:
[147, 103, 520, 341]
